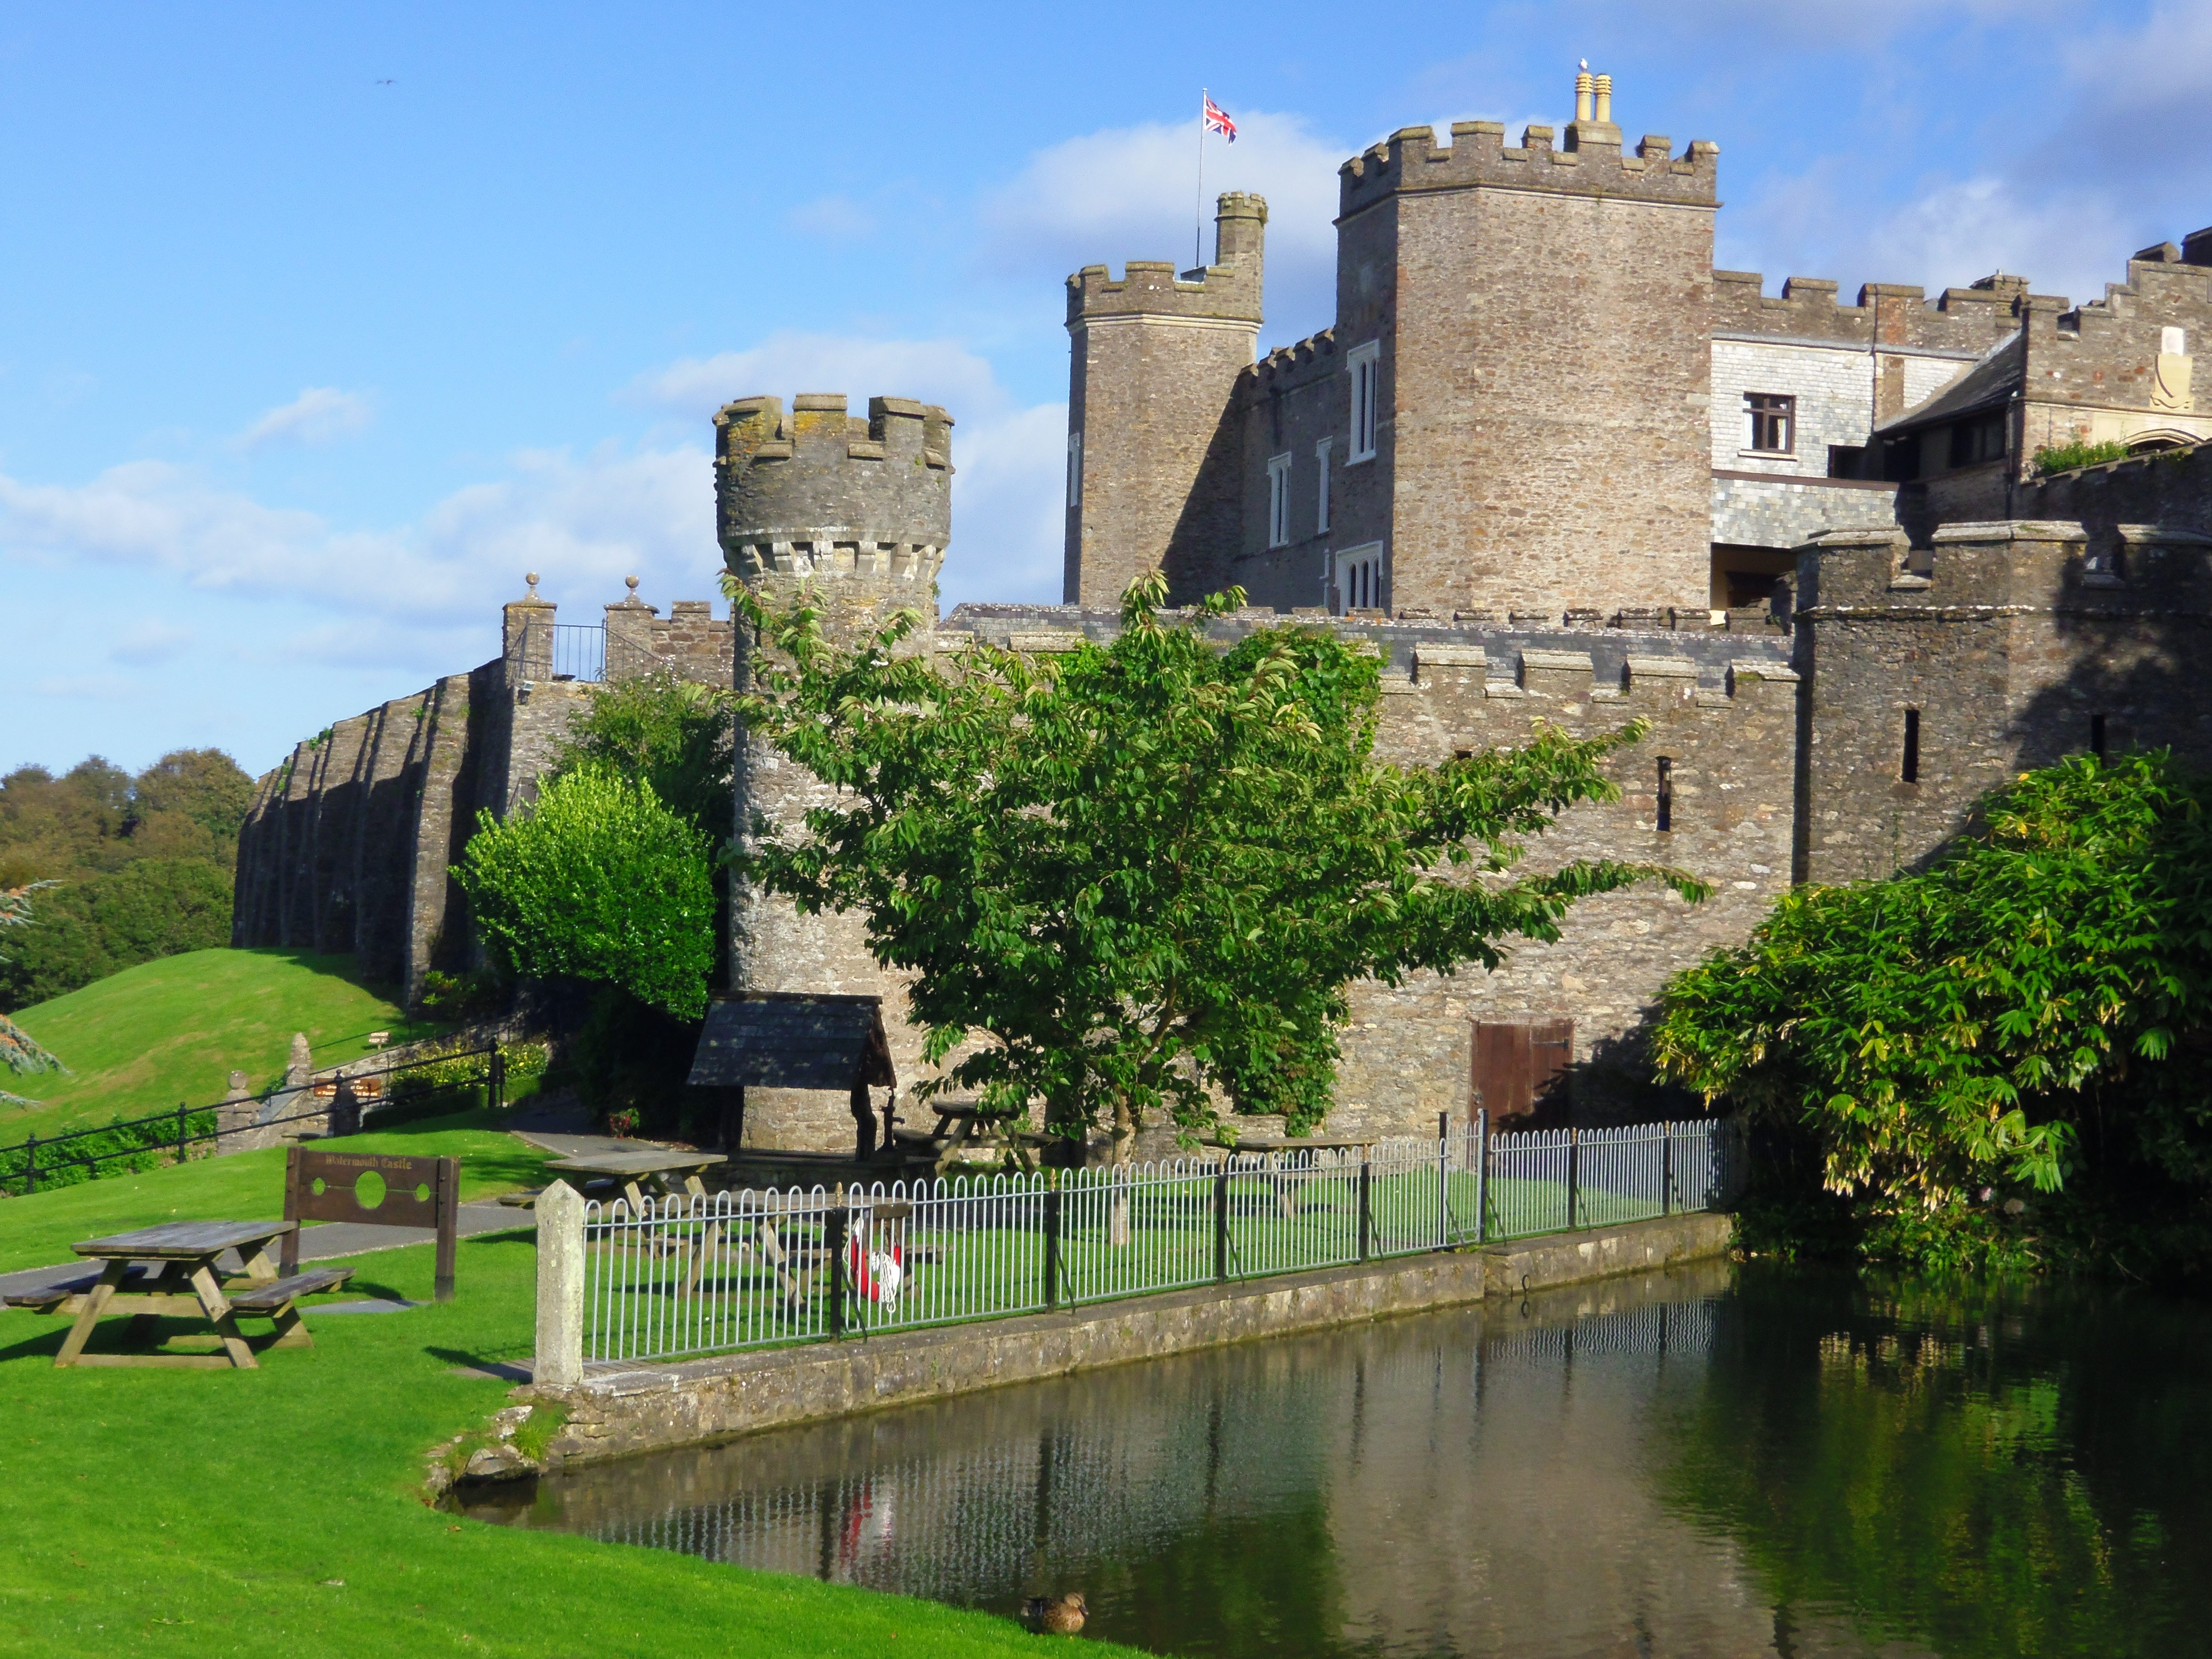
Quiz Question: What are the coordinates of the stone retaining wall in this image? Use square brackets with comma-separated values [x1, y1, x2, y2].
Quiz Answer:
[514, 1210, 1730, 1473]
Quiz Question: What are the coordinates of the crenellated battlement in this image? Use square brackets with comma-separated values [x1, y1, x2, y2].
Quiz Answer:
[1337, 119, 1717, 220]
[1065, 193, 1266, 327]
[714, 393, 953, 587]
[1713, 268, 2044, 353]
[1242, 327, 1339, 393]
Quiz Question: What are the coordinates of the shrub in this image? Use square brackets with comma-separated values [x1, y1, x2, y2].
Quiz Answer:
[2031, 439, 2129, 476]
[452, 769, 715, 1020]
[1654, 751, 2212, 1275]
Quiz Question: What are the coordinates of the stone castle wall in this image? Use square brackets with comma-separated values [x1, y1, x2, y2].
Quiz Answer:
[1796, 513, 2212, 885]
[947, 603, 1794, 1137]
[715, 391, 953, 1148]
[233, 583, 730, 1007]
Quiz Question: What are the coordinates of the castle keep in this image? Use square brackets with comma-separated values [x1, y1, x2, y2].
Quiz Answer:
[237, 69, 2212, 1151]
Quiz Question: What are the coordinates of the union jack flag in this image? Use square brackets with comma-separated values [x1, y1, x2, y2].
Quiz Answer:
[1202, 92, 1237, 142]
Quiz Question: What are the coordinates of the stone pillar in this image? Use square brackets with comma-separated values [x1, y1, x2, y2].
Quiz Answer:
[215, 1070, 258, 1153]
[534, 1180, 587, 1387]
[502, 573, 557, 685]
[604, 575, 659, 682]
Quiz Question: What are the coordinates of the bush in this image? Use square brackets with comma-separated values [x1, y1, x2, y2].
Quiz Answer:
[2031, 439, 2130, 476]
[452, 769, 716, 1020]
[1655, 751, 2212, 1277]
[561, 986, 703, 1139]
[0, 1108, 219, 1196]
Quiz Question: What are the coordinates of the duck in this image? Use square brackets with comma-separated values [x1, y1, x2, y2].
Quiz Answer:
[1022, 1592, 1087, 1635]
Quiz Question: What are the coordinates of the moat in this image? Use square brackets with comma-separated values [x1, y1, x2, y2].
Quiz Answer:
[459, 1262, 2212, 1658]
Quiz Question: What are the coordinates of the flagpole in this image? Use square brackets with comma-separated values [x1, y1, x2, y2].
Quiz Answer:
[1195, 88, 1206, 272]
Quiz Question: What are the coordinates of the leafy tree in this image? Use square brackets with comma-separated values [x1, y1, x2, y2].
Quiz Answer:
[453, 767, 717, 1019]
[551, 674, 734, 845]
[0, 860, 233, 1011]
[731, 572, 1693, 1159]
[129, 748, 255, 843]
[1652, 751, 2212, 1268]
[0, 749, 254, 1007]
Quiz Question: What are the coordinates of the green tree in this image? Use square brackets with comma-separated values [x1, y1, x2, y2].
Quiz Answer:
[732, 572, 1694, 1159]
[129, 748, 255, 844]
[0, 749, 253, 1007]
[453, 767, 717, 1019]
[1652, 751, 2212, 1267]
[0, 859, 234, 1011]
[550, 674, 734, 846]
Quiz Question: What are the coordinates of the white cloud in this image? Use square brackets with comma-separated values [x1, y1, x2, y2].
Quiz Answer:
[940, 399, 1067, 607]
[1857, 178, 2132, 307]
[236, 386, 376, 450]
[0, 444, 718, 659]
[788, 194, 877, 239]
[979, 110, 1351, 344]
[109, 619, 193, 665]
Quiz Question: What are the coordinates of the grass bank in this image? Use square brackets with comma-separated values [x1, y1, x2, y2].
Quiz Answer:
[6, 948, 447, 1141]
[0, 1140, 1119, 1656]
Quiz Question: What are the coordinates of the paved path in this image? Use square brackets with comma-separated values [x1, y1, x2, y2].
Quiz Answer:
[0, 1199, 534, 1300]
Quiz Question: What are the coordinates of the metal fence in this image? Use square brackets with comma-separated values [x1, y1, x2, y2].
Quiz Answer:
[0, 1045, 509, 1197]
[580, 1115, 1742, 1366]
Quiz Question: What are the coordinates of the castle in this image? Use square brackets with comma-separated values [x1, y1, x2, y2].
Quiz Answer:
[234, 71, 2212, 1150]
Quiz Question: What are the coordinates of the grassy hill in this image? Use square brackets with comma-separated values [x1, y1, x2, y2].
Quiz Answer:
[3, 948, 446, 1141]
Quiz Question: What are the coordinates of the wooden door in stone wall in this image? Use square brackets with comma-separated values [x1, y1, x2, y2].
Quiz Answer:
[1470, 1019, 1573, 1124]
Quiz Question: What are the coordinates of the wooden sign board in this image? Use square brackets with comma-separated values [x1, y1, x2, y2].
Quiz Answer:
[283, 1147, 461, 1300]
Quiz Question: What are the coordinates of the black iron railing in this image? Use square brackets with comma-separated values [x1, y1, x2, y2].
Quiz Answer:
[0, 1045, 507, 1198]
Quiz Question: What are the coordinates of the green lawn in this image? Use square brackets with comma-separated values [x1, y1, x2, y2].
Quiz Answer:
[0, 1108, 552, 1273]
[0, 1161, 1135, 1656]
[6, 948, 448, 1141]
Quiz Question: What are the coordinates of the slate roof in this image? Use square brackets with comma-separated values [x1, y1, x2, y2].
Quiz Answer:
[686, 993, 896, 1091]
[1873, 332, 2024, 435]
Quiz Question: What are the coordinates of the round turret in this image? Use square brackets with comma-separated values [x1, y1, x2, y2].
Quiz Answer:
[714, 393, 952, 588]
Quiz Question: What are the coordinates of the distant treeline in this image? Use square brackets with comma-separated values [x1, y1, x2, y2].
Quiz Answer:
[0, 750, 253, 1012]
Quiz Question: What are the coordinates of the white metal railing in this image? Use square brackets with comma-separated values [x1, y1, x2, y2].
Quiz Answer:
[573, 1117, 1742, 1365]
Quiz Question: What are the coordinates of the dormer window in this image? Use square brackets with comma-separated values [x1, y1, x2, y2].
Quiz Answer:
[1745, 393, 1795, 454]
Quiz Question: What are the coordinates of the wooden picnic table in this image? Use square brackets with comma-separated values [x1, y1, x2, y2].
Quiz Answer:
[889, 1101, 1033, 1173]
[26, 1221, 352, 1370]
[544, 1149, 727, 1212]
[546, 1150, 731, 1296]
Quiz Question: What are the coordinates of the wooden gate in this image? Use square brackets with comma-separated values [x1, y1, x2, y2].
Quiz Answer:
[1470, 1019, 1574, 1123]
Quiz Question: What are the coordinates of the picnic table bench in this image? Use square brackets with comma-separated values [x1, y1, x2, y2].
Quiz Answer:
[4, 1221, 355, 1369]
[543, 1149, 727, 1212]
[889, 1102, 1035, 1173]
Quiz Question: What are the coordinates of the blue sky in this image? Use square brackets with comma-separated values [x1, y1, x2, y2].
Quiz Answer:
[3, 1, 2206, 777]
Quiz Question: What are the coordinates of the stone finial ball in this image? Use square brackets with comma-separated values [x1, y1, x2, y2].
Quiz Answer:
[626, 574, 640, 591]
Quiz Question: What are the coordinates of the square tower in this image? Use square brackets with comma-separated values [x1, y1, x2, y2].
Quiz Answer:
[1064, 194, 1265, 607]
[1328, 94, 1719, 617]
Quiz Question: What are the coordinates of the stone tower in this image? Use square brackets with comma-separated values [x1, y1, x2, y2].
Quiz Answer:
[1064, 192, 1266, 607]
[1331, 74, 1719, 618]
[714, 391, 952, 1145]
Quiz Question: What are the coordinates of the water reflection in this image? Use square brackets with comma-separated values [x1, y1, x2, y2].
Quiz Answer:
[463, 1265, 2211, 1657]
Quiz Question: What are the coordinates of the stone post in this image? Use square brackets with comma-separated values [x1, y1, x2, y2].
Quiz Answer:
[535, 1180, 586, 1387]
[215, 1070, 256, 1152]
